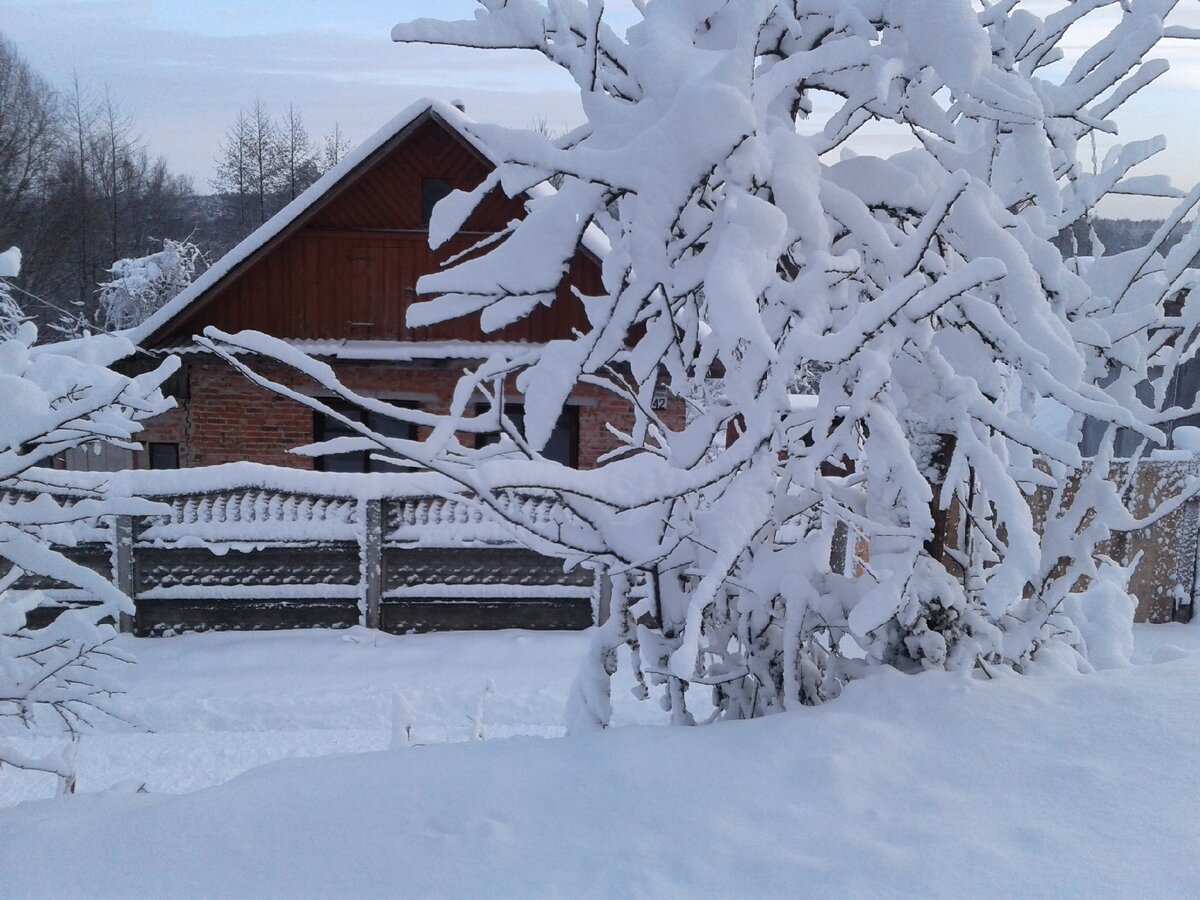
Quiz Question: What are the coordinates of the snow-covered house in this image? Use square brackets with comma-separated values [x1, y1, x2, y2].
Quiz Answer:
[119, 99, 629, 473]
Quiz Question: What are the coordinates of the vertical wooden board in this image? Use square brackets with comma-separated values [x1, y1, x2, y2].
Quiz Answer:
[285, 240, 299, 335]
[345, 243, 369, 337]
[301, 233, 317, 337]
[369, 237, 388, 340]
[225, 281, 242, 334]
[397, 239, 411, 340]
[264, 252, 279, 329]
[148, 113, 600, 350]
[327, 235, 344, 337]
[383, 240, 400, 340]
[333, 235, 350, 337]
[309, 235, 325, 337]
[317, 235, 340, 337]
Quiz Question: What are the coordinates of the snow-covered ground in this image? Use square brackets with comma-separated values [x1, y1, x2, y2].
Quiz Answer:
[0, 628, 672, 807]
[2, 623, 1199, 897]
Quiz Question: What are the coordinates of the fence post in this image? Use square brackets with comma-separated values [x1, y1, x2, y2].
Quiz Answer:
[362, 498, 383, 630]
[113, 515, 136, 634]
[594, 569, 612, 625]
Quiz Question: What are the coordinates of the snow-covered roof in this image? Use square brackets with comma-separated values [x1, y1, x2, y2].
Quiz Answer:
[126, 97, 607, 352]
[129, 99, 476, 347]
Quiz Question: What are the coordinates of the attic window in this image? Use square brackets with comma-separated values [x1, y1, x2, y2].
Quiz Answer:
[421, 178, 453, 226]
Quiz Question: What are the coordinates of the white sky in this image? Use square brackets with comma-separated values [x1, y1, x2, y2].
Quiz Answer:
[0, 0, 1197, 218]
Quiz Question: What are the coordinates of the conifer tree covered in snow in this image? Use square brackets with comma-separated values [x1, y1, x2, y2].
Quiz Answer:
[207, 0, 1200, 725]
[0, 249, 177, 787]
[97, 238, 205, 331]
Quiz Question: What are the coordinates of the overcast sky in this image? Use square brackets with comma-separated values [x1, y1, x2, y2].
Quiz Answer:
[1, 0, 1197, 218]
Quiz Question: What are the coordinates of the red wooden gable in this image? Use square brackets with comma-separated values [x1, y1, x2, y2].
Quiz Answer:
[144, 111, 598, 349]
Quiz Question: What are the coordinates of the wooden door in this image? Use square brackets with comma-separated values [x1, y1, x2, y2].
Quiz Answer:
[342, 242, 387, 340]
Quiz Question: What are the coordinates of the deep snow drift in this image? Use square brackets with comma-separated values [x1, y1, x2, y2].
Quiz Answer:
[1, 624, 1198, 898]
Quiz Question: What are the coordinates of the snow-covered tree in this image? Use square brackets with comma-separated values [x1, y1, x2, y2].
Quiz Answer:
[97, 238, 204, 331]
[205, 1, 1200, 726]
[1, 248, 177, 788]
[0, 246, 23, 338]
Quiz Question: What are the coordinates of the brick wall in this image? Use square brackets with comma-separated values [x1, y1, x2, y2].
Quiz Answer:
[137, 355, 684, 471]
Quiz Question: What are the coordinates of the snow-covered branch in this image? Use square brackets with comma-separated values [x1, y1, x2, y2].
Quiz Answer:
[1, 253, 177, 787]
[218, 0, 1196, 725]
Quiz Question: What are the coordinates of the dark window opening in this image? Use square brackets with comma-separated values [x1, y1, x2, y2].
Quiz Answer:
[1081, 367, 1164, 458]
[475, 403, 578, 468]
[421, 178, 454, 226]
[29, 446, 60, 469]
[160, 367, 189, 402]
[313, 399, 419, 473]
[149, 442, 180, 470]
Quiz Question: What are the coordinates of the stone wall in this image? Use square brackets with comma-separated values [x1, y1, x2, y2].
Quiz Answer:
[1027, 459, 1199, 623]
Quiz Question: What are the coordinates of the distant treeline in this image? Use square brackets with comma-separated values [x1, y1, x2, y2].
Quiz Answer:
[1053, 216, 1197, 263]
[0, 33, 352, 332]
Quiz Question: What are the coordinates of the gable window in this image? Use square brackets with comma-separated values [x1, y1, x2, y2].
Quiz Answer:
[475, 403, 578, 468]
[421, 178, 453, 226]
[313, 399, 419, 473]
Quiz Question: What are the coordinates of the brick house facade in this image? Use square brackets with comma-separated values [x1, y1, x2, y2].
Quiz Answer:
[122, 99, 661, 472]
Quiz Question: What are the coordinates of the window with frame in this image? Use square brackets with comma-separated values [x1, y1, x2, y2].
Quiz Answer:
[475, 402, 578, 468]
[313, 399, 419, 473]
[148, 442, 180, 470]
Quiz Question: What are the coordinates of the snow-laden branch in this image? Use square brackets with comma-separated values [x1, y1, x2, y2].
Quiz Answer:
[0, 269, 176, 788]
[209, 0, 1200, 723]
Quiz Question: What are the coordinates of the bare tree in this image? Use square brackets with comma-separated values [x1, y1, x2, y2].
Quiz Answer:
[246, 98, 281, 225]
[60, 74, 97, 305]
[279, 103, 319, 201]
[0, 36, 57, 247]
[322, 121, 351, 171]
[90, 87, 136, 267]
[212, 108, 252, 230]
[0, 39, 195, 330]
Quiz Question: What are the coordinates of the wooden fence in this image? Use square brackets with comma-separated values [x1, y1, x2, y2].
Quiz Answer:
[5, 467, 598, 636]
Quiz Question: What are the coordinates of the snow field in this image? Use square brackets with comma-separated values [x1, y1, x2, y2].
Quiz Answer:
[0, 628, 669, 806]
[0, 624, 1198, 897]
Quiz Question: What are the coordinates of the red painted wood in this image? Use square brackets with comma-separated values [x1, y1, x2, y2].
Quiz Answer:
[155, 114, 598, 346]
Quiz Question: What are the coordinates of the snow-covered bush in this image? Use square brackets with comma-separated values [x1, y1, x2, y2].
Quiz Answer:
[0, 254, 177, 788]
[97, 238, 205, 331]
[205, 1, 1200, 725]
[0, 247, 23, 339]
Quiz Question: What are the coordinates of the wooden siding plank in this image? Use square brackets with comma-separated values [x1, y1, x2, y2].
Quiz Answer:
[154, 115, 595, 345]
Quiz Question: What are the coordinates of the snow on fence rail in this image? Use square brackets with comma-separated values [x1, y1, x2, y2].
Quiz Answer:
[5, 457, 1196, 632]
[4, 464, 598, 636]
